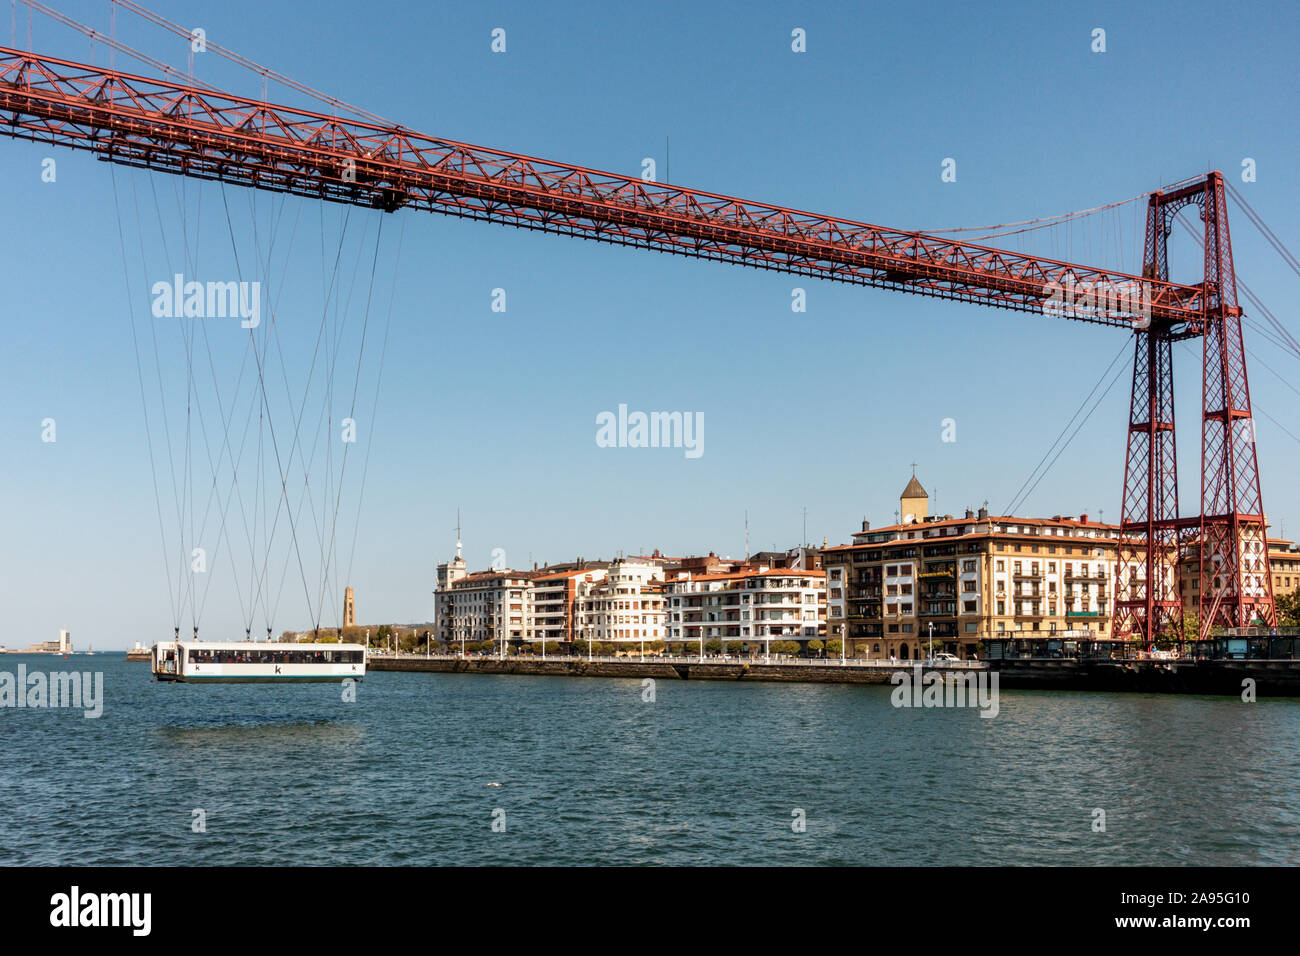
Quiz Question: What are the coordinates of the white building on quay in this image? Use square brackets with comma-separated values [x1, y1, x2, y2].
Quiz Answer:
[574, 559, 667, 649]
[434, 542, 828, 655]
[666, 568, 826, 650]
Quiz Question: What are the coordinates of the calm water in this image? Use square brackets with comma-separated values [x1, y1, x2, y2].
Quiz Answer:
[2, 655, 1298, 865]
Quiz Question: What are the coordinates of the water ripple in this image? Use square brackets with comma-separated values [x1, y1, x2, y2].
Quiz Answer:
[1, 659, 1298, 864]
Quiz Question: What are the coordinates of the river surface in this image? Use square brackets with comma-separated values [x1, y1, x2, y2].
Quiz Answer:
[2, 655, 1298, 865]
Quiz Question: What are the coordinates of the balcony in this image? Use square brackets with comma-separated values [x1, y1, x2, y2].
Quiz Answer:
[1065, 570, 1110, 581]
[921, 623, 959, 638]
[921, 605, 957, 617]
[847, 613, 883, 623]
[919, 564, 956, 579]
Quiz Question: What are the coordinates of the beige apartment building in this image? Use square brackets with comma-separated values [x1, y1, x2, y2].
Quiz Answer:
[1177, 536, 1300, 625]
[824, 476, 1121, 660]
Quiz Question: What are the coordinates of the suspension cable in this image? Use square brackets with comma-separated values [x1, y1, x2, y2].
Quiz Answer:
[110, 164, 178, 632]
[1003, 339, 1132, 516]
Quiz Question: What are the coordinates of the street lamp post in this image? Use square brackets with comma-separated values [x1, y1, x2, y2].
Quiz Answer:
[928, 622, 934, 663]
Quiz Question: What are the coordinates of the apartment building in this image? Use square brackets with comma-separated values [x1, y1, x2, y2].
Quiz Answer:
[530, 567, 607, 644]
[1177, 535, 1300, 624]
[666, 567, 826, 649]
[1270, 540, 1300, 603]
[435, 568, 535, 648]
[574, 559, 667, 649]
[824, 475, 1121, 660]
[436, 538, 622, 647]
[434, 543, 469, 645]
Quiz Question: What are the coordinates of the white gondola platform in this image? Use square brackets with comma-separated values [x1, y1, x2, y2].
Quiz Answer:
[151, 641, 366, 683]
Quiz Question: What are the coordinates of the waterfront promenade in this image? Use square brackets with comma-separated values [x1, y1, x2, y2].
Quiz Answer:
[366, 652, 1300, 696]
[366, 655, 977, 686]
[365, 653, 981, 685]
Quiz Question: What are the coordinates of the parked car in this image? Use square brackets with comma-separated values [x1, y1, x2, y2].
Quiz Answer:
[932, 652, 960, 663]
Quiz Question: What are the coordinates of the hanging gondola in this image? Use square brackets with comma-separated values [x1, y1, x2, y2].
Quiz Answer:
[152, 640, 366, 683]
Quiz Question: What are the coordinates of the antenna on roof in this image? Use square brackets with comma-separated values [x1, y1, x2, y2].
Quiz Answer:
[455, 509, 463, 560]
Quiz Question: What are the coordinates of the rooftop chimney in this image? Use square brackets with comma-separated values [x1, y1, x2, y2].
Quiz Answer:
[978, 506, 989, 520]
[861, 517, 870, 532]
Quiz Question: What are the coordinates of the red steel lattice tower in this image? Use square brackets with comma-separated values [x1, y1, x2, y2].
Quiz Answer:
[1115, 172, 1274, 646]
[1115, 189, 1185, 645]
[1197, 173, 1275, 635]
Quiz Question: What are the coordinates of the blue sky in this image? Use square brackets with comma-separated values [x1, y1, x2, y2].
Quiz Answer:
[3, 0, 1299, 647]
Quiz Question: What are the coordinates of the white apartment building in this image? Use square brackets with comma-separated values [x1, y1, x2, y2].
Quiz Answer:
[666, 568, 826, 648]
[529, 567, 607, 644]
[574, 560, 666, 649]
[436, 569, 534, 648]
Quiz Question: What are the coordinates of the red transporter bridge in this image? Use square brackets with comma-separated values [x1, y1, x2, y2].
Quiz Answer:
[0, 44, 1275, 646]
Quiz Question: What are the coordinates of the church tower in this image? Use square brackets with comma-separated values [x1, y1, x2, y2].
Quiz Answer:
[343, 586, 356, 627]
[900, 471, 929, 524]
